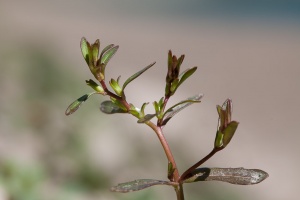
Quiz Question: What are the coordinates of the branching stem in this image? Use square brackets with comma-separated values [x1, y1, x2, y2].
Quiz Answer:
[179, 148, 221, 182]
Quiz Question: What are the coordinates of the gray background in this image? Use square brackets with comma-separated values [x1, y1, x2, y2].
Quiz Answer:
[0, 1, 299, 200]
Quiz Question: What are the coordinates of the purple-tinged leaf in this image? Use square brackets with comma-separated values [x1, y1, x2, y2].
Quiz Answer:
[183, 167, 268, 185]
[111, 179, 173, 193]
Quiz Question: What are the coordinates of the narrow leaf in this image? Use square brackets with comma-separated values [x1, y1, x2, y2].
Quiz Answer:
[91, 39, 100, 65]
[100, 45, 119, 65]
[80, 37, 91, 66]
[110, 179, 173, 193]
[183, 167, 268, 185]
[140, 102, 149, 116]
[122, 62, 156, 90]
[100, 100, 127, 114]
[162, 94, 203, 126]
[176, 66, 197, 90]
[137, 114, 156, 123]
[100, 44, 114, 58]
[65, 92, 96, 116]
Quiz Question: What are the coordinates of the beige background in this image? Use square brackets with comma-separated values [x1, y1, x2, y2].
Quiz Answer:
[0, 1, 299, 200]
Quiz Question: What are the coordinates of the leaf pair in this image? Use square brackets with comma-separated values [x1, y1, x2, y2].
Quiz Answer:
[137, 94, 203, 125]
[214, 99, 239, 148]
[110, 167, 268, 193]
[81, 37, 118, 81]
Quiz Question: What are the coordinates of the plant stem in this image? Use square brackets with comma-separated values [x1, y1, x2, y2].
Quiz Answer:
[179, 148, 220, 182]
[175, 184, 185, 200]
[99, 80, 131, 110]
[146, 121, 180, 182]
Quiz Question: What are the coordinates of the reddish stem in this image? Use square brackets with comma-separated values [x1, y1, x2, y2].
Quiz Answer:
[100, 80, 131, 110]
[146, 121, 180, 182]
[179, 148, 221, 182]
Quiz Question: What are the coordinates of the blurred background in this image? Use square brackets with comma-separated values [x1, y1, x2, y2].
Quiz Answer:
[0, 0, 299, 200]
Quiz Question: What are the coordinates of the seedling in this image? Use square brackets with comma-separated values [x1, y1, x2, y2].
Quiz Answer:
[65, 37, 268, 200]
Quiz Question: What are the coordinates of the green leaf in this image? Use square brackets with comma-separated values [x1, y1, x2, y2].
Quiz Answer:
[183, 167, 269, 185]
[100, 100, 127, 114]
[176, 55, 185, 71]
[109, 78, 122, 96]
[137, 114, 156, 123]
[214, 131, 224, 148]
[100, 45, 119, 65]
[110, 179, 173, 193]
[91, 39, 100, 65]
[100, 44, 114, 58]
[110, 98, 128, 111]
[80, 37, 92, 66]
[122, 62, 156, 90]
[162, 94, 203, 126]
[85, 79, 105, 93]
[65, 92, 97, 116]
[129, 104, 140, 118]
[153, 101, 160, 114]
[176, 66, 197, 90]
[222, 121, 239, 147]
[170, 78, 179, 93]
[140, 102, 149, 116]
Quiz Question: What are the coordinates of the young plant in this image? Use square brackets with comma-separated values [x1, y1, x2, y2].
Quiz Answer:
[65, 37, 268, 200]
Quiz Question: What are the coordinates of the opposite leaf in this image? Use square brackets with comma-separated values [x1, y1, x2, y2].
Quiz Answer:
[162, 94, 203, 126]
[122, 62, 156, 90]
[65, 92, 97, 116]
[111, 179, 173, 193]
[183, 167, 268, 185]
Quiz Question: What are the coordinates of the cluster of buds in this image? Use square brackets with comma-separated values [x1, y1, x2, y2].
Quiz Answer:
[80, 37, 119, 82]
[165, 51, 197, 97]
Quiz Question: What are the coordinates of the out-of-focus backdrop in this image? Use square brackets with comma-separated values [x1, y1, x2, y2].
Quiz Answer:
[0, 1, 299, 200]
